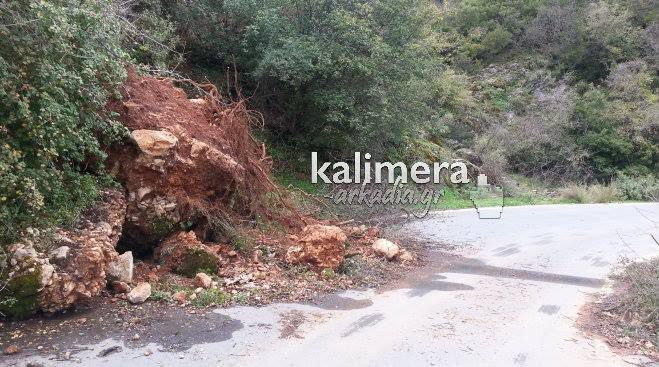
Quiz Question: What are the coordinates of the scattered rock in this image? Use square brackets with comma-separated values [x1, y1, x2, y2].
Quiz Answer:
[40, 189, 127, 314]
[3, 345, 20, 355]
[2, 189, 127, 318]
[111, 281, 131, 294]
[127, 282, 151, 304]
[132, 333, 140, 341]
[172, 291, 187, 304]
[194, 272, 213, 289]
[49, 246, 70, 262]
[107, 251, 133, 283]
[372, 239, 400, 260]
[398, 250, 415, 262]
[286, 225, 347, 270]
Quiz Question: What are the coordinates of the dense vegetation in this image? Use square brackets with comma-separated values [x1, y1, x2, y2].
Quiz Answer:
[1, 0, 657, 245]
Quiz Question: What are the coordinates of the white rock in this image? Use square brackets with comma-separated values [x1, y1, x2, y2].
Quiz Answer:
[127, 282, 151, 304]
[372, 239, 400, 260]
[398, 250, 415, 262]
[108, 251, 133, 283]
[50, 246, 70, 261]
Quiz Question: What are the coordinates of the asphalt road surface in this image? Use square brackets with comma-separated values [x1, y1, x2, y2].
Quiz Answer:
[9, 203, 659, 367]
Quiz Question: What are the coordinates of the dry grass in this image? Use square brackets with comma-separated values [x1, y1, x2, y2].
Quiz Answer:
[559, 183, 620, 203]
[611, 258, 659, 328]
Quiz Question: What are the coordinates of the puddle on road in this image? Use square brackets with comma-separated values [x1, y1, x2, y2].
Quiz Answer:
[311, 294, 373, 310]
[538, 305, 560, 315]
[341, 313, 384, 337]
[383, 251, 604, 296]
[433, 252, 605, 288]
[407, 275, 474, 297]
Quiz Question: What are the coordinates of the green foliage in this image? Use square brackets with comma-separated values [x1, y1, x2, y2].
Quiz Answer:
[116, 0, 181, 68]
[163, 0, 444, 158]
[0, 0, 128, 246]
[616, 173, 659, 201]
[191, 288, 228, 307]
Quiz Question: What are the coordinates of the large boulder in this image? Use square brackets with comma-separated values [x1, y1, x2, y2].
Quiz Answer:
[286, 225, 347, 270]
[0, 189, 126, 318]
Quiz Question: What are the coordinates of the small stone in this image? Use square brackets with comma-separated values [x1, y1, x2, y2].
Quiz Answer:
[398, 250, 415, 262]
[127, 282, 151, 304]
[111, 281, 131, 294]
[372, 238, 400, 260]
[194, 273, 212, 289]
[49, 246, 70, 262]
[173, 291, 187, 304]
[3, 345, 20, 355]
[132, 334, 140, 341]
[144, 349, 153, 356]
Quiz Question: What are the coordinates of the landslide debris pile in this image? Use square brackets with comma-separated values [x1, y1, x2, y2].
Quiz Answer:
[0, 70, 413, 319]
[109, 69, 287, 253]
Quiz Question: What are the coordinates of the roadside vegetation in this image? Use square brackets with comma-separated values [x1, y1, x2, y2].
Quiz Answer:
[584, 257, 659, 359]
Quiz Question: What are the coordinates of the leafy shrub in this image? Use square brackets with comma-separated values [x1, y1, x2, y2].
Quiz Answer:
[0, 0, 128, 246]
[115, 0, 181, 68]
[616, 173, 659, 201]
[162, 0, 444, 159]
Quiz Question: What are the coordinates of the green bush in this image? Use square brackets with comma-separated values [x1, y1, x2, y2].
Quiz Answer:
[163, 0, 444, 159]
[616, 173, 659, 201]
[0, 0, 128, 246]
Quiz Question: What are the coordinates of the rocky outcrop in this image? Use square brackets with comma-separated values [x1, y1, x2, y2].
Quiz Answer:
[286, 225, 347, 270]
[0, 189, 126, 318]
